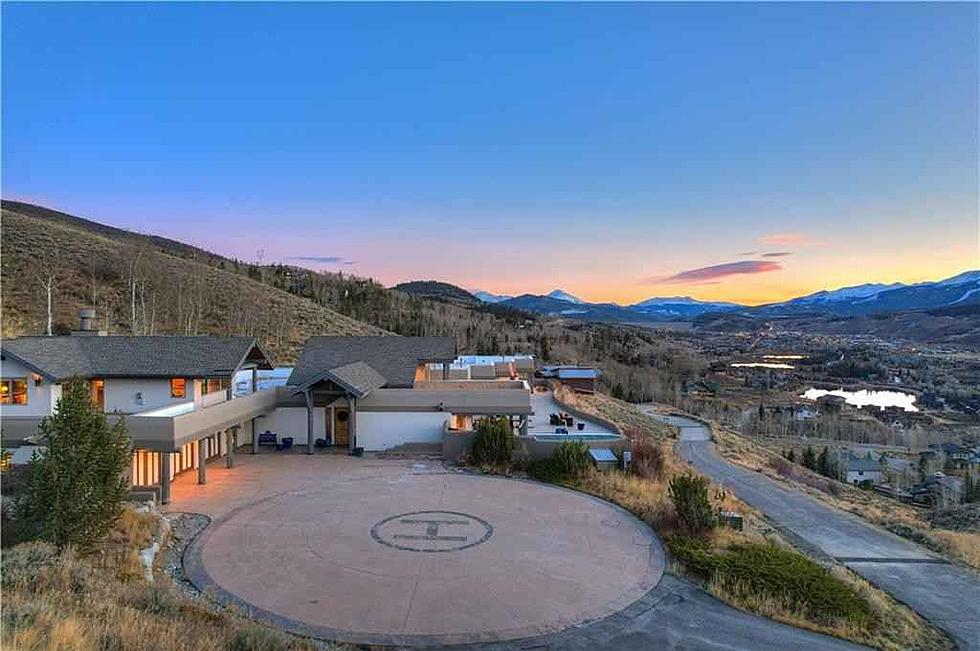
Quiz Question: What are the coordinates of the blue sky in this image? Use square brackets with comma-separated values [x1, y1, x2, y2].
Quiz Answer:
[3, 2, 977, 304]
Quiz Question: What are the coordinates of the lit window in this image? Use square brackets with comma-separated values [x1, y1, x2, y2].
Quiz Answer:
[0, 378, 28, 405]
[202, 378, 229, 395]
[170, 378, 187, 399]
[91, 379, 105, 409]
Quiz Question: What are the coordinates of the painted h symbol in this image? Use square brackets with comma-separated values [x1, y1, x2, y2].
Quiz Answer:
[393, 518, 470, 542]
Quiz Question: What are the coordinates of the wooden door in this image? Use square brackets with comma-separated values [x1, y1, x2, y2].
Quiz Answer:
[334, 409, 350, 446]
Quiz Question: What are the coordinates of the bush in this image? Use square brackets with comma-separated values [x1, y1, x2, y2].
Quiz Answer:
[668, 474, 714, 532]
[529, 440, 592, 483]
[469, 416, 514, 466]
[226, 625, 305, 651]
[17, 377, 132, 549]
[631, 438, 664, 479]
[667, 535, 874, 627]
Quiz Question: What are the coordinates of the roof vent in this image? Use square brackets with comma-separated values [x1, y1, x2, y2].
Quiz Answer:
[72, 308, 107, 336]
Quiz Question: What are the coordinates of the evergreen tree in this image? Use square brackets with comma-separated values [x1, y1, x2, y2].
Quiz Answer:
[802, 446, 817, 471]
[787, 448, 796, 463]
[817, 447, 830, 476]
[18, 377, 132, 548]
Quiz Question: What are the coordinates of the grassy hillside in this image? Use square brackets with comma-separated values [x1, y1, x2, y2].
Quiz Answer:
[1, 203, 383, 362]
[1, 201, 703, 399]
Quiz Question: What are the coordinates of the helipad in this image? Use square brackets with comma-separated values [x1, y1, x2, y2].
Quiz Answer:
[180, 456, 664, 646]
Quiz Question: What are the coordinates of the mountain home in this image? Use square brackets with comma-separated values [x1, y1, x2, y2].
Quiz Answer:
[2, 325, 531, 504]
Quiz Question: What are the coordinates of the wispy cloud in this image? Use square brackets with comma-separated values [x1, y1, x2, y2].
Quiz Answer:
[290, 255, 351, 265]
[760, 232, 818, 246]
[647, 260, 783, 285]
[737, 250, 758, 256]
[762, 251, 792, 258]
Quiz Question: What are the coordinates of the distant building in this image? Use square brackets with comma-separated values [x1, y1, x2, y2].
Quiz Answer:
[843, 454, 883, 485]
[537, 365, 600, 393]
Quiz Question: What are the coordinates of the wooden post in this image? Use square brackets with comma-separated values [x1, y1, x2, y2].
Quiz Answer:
[160, 453, 171, 505]
[349, 397, 357, 452]
[305, 390, 315, 455]
[198, 438, 207, 484]
[251, 417, 259, 454]
[226, 428, 236, 468]
[251, 366, 258, 393]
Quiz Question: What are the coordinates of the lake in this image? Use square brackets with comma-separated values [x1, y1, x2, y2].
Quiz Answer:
[731, 362, 795, 369]
[801, 388, 919, 412]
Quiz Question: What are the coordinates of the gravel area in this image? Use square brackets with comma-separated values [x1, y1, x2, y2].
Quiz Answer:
[158, 512, 211, 599]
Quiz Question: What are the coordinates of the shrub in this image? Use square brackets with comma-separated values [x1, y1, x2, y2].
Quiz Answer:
[631, 438, 664, 479]
[226, 625, 305, 651]
[668, 473, 714, 532]
[667, 535, 874, 628]
[17, 377, 132, 549]
[529, 440, 592, 483]
[469, 416, 514, 466]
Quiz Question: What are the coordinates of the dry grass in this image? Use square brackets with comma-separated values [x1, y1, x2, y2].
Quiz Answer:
[1, 507, 348, 651]
[554, 384, 675, 441]
[556, 393, 952, 651]
[711, 423, 980, 571]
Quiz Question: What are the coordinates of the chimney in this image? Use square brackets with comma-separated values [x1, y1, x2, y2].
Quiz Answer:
[72, 307, 107, 336]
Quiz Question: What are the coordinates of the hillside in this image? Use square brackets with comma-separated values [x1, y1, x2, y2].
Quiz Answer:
[1, 203, 384, 361]
[392, 280, 481, 307]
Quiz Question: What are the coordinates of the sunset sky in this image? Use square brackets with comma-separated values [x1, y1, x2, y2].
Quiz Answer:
[3, 2, 977, 305]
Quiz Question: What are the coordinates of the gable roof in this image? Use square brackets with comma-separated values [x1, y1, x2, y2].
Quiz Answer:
[300, 361, 388, 398]
[844, 455, 882, 473]
[1, 336, 273, 380]
[287, 336, 455, 388]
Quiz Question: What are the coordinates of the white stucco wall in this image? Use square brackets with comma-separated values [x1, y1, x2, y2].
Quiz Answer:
[356, 411, 448, 451]
[104, 378, 190, 414]
[0, 358, 60, 417]
[846, 469, 882, 484]
[254, 407, 327, 445]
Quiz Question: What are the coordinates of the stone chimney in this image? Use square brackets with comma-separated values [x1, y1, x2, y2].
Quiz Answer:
[72, 307, 107, 336]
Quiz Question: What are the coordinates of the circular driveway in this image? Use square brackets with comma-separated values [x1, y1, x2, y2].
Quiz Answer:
[186, 469, 663, 646]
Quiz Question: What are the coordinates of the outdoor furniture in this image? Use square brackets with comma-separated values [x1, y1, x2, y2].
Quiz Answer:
[315, 438, 328, 448]
[577, 422, 585, 431]
[276, 437, 294, 451]
[258, 431, 277, 446]
[555, 426, 569, 434]
[550, 414, 560, 426]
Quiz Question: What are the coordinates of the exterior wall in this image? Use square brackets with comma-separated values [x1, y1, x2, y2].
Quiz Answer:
[846, 469, 883, 484]
[104, 378, 189, 414]
[254, 407, 327, 445]
[0, 358, 60, 417]
[356, 411, 448, 451]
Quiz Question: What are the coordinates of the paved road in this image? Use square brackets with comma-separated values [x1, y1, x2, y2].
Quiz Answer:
[649, 410, 980, 651]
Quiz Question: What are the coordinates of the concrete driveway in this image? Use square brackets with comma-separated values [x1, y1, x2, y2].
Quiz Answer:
[650, 409, 980, 651]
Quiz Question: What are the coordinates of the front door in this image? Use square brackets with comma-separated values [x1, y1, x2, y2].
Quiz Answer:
[334, 409, 350, 446]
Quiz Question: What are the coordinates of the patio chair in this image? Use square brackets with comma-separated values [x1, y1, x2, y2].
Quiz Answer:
[277, 437, 294, 451]
[258, 431, 277, 447]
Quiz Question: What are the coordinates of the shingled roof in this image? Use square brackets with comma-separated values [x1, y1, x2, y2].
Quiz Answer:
[315, 361, 388, 398]
[1, 336, 273, 380]
[287, 336, 455, 389]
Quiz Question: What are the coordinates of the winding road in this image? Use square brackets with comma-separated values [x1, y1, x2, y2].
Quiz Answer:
[648, 409, 980, 651]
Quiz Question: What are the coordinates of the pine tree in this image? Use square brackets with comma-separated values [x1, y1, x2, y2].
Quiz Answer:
[787, 448, 796, 463]
[818, 446, 830, 476]
[18, 377, 132, 548]
[802, 446, 817, 471]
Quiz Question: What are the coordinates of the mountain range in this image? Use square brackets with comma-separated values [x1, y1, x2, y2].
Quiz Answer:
[462, 271, 980, 323]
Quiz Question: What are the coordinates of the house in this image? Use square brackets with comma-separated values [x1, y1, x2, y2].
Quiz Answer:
[2, 318, 274, 504]
[926, 442, 971, 467]
[3, 321, 532, 504]
[912, 473, 964, 506]
[265, 336, 532, 454]
[843, 454, 883, 485]
[537, 365, 600, 393]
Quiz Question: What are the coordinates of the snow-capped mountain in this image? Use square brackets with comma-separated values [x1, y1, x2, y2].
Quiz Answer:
[546, 289, 585, 304]
[473, 290, 513, 304]
[789, 282, 907, 305]
[630, 296, 742, 318]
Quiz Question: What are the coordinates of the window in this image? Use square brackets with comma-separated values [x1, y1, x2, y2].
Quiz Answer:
[170, 378, 187, 399]
[202, 378, 229, 395]
[0, 378, 28, 405]
[90, 379, 105, 409]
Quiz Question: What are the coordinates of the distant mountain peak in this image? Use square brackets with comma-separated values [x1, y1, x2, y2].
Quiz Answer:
[472, 290, 512, 304]
[547, 289, 584, 304]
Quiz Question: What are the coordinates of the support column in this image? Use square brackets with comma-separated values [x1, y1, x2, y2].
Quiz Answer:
[304, 389, 315, 455]
[226, 428, 236, 468]
[519, 417, 529, 437]
[251, 417, 259, 454]
[160, 453, 171, 505]
[198, 439, 207, 484]
[251, 367, 258, 393]
[442, 362, 450, 380]
[349, 397, 357, 452]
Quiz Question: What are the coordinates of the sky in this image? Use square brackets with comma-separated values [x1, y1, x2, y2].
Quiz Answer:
[3, 2, 978, 305]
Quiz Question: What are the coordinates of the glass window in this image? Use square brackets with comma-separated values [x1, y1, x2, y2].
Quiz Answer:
[0, 378, 28, 405]
[202, 378, 229, 395]
[90, 379, 105, 409]
[170, 378, 186, 399]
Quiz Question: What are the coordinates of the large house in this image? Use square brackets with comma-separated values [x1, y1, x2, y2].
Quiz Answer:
[1, 322, 532, 504]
